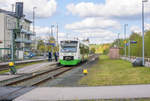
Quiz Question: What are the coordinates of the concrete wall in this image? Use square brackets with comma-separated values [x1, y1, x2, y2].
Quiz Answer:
[0, 13, 5, 48]
[0, 13, 6, 58]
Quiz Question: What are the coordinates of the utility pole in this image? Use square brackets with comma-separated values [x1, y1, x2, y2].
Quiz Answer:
[128, 40, 130, 58]
[9, 2, 24, 74]
[11, 4, 14, 61]
[50, 25, 54, 56]
[11, 30, 14, 61]
[12, 4, 14, 12]
[118, 33, 120, 48]
[33, 7, 36, 49]
[124, 24, 128, 57]
[142, 0, 148, 66]
[51, 25, 54, 37]
[56, 24, 58, 46]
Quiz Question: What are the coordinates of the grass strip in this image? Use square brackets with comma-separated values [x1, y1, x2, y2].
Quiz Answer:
[79, 55, 150, 86]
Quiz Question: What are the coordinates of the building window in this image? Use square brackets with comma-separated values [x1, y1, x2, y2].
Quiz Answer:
[6, 17, 16, 29]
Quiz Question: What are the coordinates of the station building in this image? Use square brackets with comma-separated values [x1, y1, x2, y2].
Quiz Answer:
[0, 9, 33, 60]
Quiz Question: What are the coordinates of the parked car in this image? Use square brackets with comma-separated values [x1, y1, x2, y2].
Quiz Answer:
[132, 58, 143, 67]
[28, 52, 35, 58]
[24, 52, 36, 59]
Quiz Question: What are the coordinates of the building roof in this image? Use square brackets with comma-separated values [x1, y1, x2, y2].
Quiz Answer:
[0, 8, 32, 23]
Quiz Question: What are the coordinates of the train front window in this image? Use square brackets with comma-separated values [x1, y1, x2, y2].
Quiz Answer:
[61, 46, 77, 53]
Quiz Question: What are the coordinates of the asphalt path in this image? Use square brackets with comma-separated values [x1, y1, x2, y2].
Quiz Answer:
[14, 85, 150, 101]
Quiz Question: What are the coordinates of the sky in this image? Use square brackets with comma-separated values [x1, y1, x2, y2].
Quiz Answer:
[0, 0, 150, 44]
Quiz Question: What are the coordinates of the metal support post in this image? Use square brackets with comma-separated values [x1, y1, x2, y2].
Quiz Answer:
[118, 33, 120, 47]
[56, 24, 58, 46]
[142, 1, 145, 66]
[128, 40, 130, 58]
[11, 30, 14, 62]
[124, 24, 128, 57]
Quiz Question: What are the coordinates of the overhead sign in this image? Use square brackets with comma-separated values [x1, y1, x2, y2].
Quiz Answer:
[130, 41, 137, 44]
[126, 43, 129, 46]
[48, 43, 55, 46]
[50, 40, 55, 43]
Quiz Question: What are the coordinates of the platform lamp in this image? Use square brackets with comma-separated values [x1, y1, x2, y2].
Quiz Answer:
[33, 6, 37, 50]
[142, 0, 148, 66]
[124, 24, 128, 57]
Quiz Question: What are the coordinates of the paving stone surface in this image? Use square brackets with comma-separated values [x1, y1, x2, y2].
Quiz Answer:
[14, 85, 150, 101]
[0, 62, 57, 82]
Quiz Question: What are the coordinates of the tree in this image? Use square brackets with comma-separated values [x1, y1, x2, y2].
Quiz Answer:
[145, 31, 150, 57]
[129, 33, 142, 57]
[111, 31, 150, 57]
[37, 40, 46, 53]
[91, 47, 96, 54]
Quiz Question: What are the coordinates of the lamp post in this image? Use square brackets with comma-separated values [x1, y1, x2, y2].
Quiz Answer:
[33, 7, 37, 49]
[118, 33, 120, 48]
[128, 40, 130, 58]
[51, 25, 54, 37]
[50, 25, 55, 55]
[142, 0, 148, 66]
[124, 24, 128, 57]
[56, 24, 58, 46]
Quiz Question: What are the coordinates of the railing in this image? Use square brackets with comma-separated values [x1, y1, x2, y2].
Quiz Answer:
[21, 29, 34, 35]
[15, 38, 32, 43]
[121, 56, 150, 67]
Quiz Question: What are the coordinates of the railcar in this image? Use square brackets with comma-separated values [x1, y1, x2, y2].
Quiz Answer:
[59, 40, 89, 65]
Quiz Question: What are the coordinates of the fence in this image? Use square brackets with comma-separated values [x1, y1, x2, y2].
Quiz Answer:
[0, 48, 11, 62]
[121, 56, 150, 67]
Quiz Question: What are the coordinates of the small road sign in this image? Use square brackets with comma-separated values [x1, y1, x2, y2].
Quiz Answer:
[130, 41, 137, 44]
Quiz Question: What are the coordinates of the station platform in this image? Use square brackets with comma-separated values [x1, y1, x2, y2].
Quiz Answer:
[0, 58, 47, 66]
[13, 85, 150, 101]
[0, 61, 58, 82]
[17, 62, 57, 74]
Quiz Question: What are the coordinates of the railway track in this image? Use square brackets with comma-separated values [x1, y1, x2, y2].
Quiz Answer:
[0, 55, 98, 100]
[0, 65, 79, 100]
[0, 65, 80, 100]
[0, 65, 9, 71]
[0, 54, 97, 86]
[3, 65, 75, 86]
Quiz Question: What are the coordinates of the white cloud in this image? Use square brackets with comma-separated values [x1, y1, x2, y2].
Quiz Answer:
[65, 17, 121, 30]
[33, 26, 50, 35]
[145, 23, 150, 31]
[130, 25, 141, 33]
[64, 17, 121, 44]
[67, 0, 150, 18]
[90, 38, 114, 44]
[34, 25, 119, 44]
[32, 26, 66, 42]
[66, 27, 118, 44]
[0, 0, 57, 18]
[130, 24, 150, 34]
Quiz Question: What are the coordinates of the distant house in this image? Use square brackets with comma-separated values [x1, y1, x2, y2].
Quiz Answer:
[0, 9, 33, 60]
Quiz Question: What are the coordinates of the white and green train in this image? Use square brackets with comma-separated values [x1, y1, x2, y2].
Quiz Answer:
[59, 40, 89, 65]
